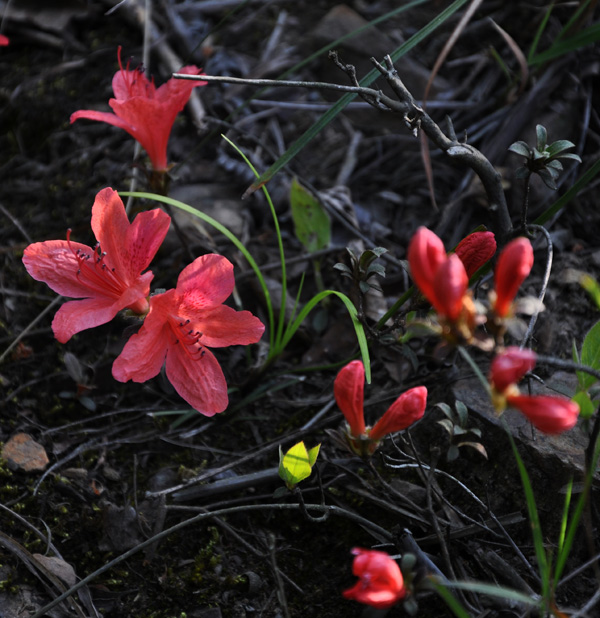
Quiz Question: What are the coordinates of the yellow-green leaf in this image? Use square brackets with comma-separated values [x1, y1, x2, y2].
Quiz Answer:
[290, 178, 330, 253]
[278, 441, 320, 489]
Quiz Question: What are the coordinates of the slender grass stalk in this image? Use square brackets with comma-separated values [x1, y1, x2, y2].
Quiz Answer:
[221, 135, 288, 351]
[506, 429, 551, 603]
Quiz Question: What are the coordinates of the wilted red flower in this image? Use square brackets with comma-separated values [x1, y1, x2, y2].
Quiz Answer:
[343, 548, 406, 609]
[489, 347, 537, 393]
[22, 188, 170, 343]
[0, 34, 9, 46]
[489, 348, 579, 434]
[493, 237, 534, 318]
[112, 254, 265, 416]
[505, 394, 579, 434]
[454, 231, 496, 278]
[334, 360, 427, 456]
[71, 47, 206, 171]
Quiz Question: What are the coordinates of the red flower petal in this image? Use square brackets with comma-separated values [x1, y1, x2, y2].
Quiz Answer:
[343, 548, 405, 609]
[407, 227, 447, 305]
[0, 35, 10, 46]
[177, 254, 236, 308]
[454, 231, 496, 278]
[489, 347, 537, 393]
[506, 395, 580, 434]
[494, 237, 534, 317]
[431, 253, 468, 321]
[334, 361, 366, 437]
[369, 386, 427, 441]
[22, 188, 166, 342]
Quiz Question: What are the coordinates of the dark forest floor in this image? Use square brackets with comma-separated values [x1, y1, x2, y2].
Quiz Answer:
[2, 1, 600, 617]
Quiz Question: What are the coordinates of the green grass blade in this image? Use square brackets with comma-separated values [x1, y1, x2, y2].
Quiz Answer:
[527, 1, 554, 64]
[533, 156, 600, 226]
[435, 579, 539, 607]
[221, 135, 287, 349]
[506, 429, 550, 600]
[428, 579, 471, 618]
[530, 21, 600, 65]
[554, 432, 600, 586]
[120, 191, 276, 351]
[246, 0, 471, 194]
[280, 289, 371, 383]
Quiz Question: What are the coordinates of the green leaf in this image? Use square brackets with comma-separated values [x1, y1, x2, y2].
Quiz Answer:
[536, 125, 548, 150]
[573, 391, 595, 420]
[508, 141, 531, 157]
[555, 152, 582, 162]
[455, 400, 468, 427]
[290, 178, 331, 253]
[278, 441, 320, 489]
[435, 402, 454, 420]
[580, 274, 600, 310]
[579, 320, 600, 389]
[546, 139, 576, 157]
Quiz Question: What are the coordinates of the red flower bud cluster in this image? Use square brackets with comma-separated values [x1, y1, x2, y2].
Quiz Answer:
[343, 548, 406, 609]
[334, 360, 427, 457]
[407, 227, 534, 343]
[489, 348, 579, 434]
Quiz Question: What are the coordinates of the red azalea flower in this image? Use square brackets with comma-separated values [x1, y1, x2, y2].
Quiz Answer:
[112, 254, 265, 416]
[22, 187, 170, 343]
[0, 34, 9, 46]
[343, 548, 406, 609]
[334, 361, 427, 455]
[505, 394, 580, 434]
[489, 347, 537, 393]
[454, 231, 496, 278]
[71, 47, 206, 171]
[493, 237, 534, 317]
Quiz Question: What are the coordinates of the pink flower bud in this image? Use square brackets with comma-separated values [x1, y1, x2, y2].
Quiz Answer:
[334, 360, 366, 437]
[369, 386, 427, 442]
[454, 231, 496, 278]
[506, 394, 580, 434]
[343, 548, 406, 609]
[407, 227, 446, 305]
[494, 237, 534, 317]
[489, 347, 537, 393]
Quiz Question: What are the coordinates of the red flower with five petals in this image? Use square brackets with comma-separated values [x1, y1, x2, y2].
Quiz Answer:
[22, 187, 170, 343]
[112, 254, 265, 416]
[343, 548, 406, 609]
[71, 47, 206, 171]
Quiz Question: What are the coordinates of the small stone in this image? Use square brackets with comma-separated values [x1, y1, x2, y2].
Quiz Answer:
[1, 433, 49, 472]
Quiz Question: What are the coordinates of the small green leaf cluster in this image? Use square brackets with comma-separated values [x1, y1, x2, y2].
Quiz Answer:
[334, 247, 387, 294]
[278, 441, 320, 491]
[435, 400, 487, 462]
[509, 124, 581, 190]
